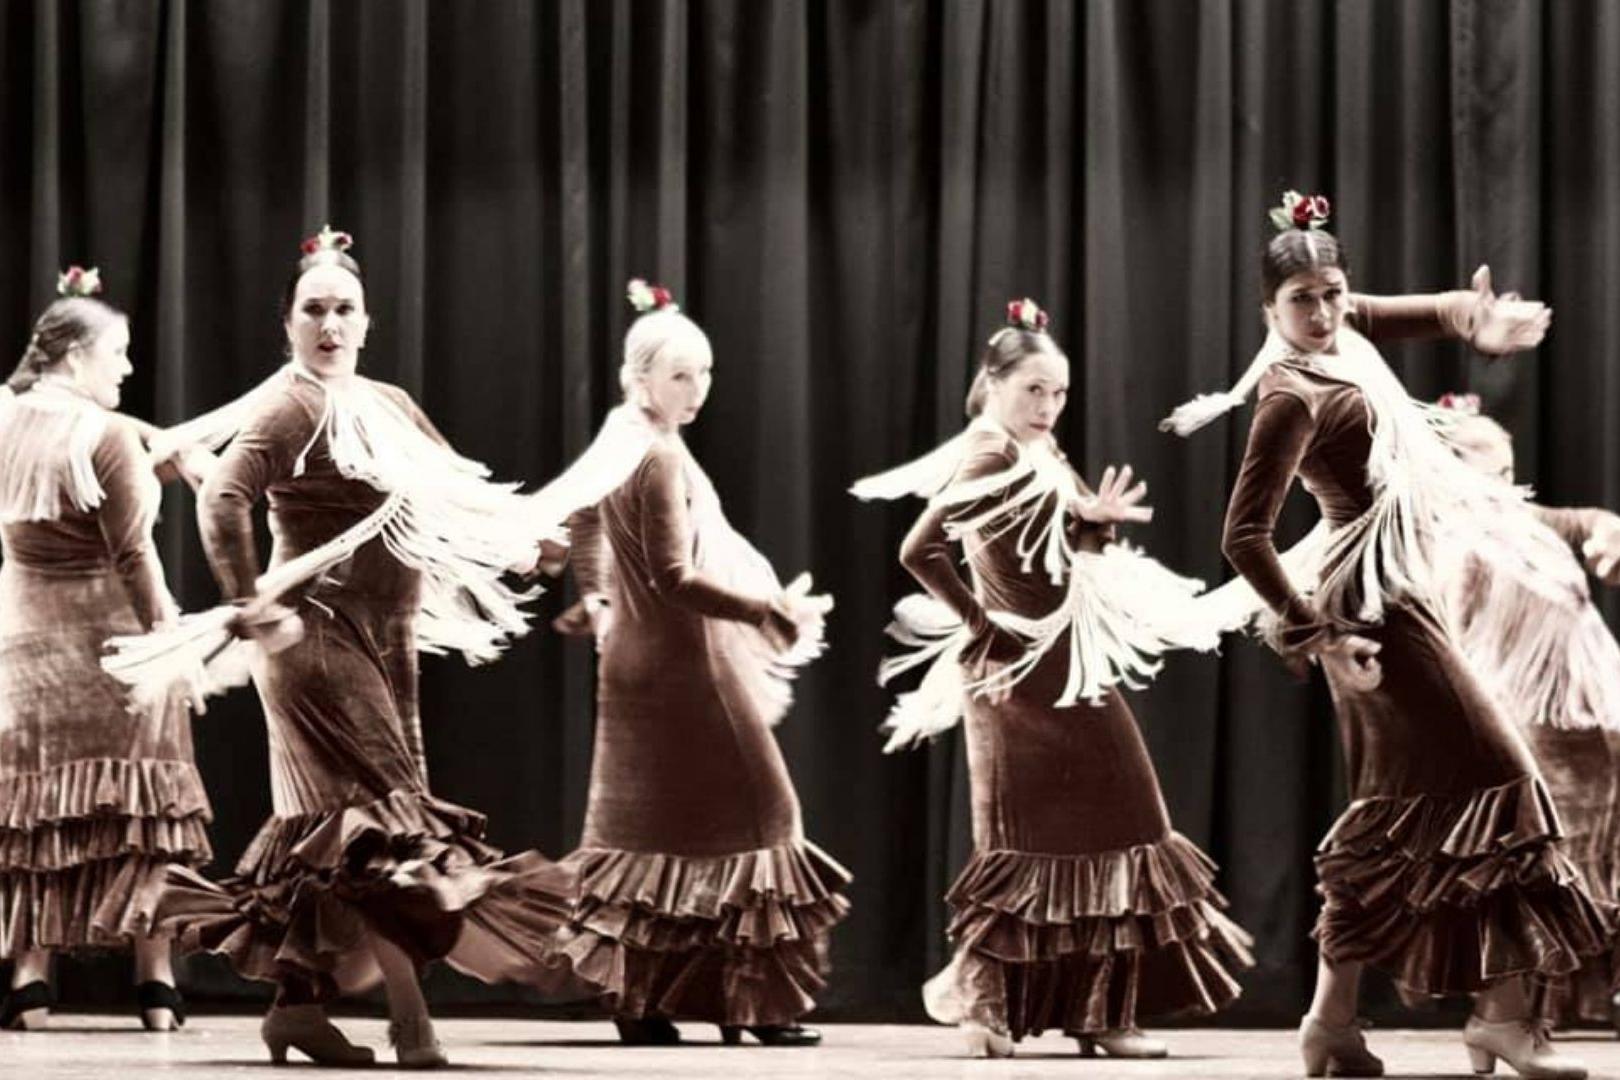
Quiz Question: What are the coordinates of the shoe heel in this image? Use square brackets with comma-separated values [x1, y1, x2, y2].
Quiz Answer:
[264, 1036, 289, 1065]
[1467, 1045, 1496, 1074]
[720, 1025, 742, 1046]
[1300, 1044, 1328, 1077]
[1076, 1037, 1097, 1058]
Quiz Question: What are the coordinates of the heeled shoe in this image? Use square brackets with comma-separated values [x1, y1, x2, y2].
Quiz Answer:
[1299, 1014, 1384, 1077]
[960, 1020, 1014, 1058]
[136, 980, 186, 1031]
[0, 981, 51, 1031]
[389, 1015, 449, 1069]
[614, 1015, 682, 1045]
[719, 1023, 822, 1047]
[1074, 1027, 1168, 1058]
[1462, 1015, 1586, 1079]
[260, 1004, 376, 1067]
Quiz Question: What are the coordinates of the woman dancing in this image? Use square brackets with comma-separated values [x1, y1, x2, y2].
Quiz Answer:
[853, 299, 1252, 1059]
[548, 280, 850, 1047]
[1168, 191, 1603, 1078]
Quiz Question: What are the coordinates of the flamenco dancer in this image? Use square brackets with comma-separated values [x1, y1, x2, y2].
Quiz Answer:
[1436, 392, 1620, 1030]
[546, 280, 850, 1047]
[0, 269, 214, 1031]
[113, 228, 578, 1067]
[1165, 191, 1605, 1078]
[852, 299, 1252, 1059]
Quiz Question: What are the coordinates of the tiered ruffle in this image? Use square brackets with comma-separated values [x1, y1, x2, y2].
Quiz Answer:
[925, 832, 1254, 1039]
[157, 787, 575, 994]
[558, 839, 852, 1025]
[0, 757, 211, 955]
[1314, 775, 1611, 999]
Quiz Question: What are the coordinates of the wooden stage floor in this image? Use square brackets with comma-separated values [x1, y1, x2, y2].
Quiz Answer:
[5, 1016, 1620, 1078]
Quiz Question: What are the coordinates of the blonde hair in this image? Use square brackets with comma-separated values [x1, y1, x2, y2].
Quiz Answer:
[621, 309, 712, 397]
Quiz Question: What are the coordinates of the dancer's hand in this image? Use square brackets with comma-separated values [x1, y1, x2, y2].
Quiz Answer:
[1469, 265, 1552, 356]
[535, 538, 569, 578]
[1320, 633, 1382, 692]
[585, 596, 614, 649]
[1583, 515, 1620, 585]
[229, 599, 305, 655]
[975, 659, 1014, 705]
[774, 572, 835, 624]
[174, 446, 218, 493]
[1079, 464, 1153, 525]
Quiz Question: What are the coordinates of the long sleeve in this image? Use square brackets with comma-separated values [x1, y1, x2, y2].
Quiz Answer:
[898, 441, 1025, 663]
[568, 503, 613, 597]
[92, 421, 176, 631]
[197, 389, 320, 601]
[1348, 291, 1476, 344]
[1221, 390, 1327, 652]
[637, 444, 782, 627]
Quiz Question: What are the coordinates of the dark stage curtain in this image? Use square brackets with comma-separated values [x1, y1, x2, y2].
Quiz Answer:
[2, 0, 1616, 1023]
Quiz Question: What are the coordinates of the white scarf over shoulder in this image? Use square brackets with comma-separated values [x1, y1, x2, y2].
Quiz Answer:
[853, 417, 1220, 751]
[522, 403, 827, 727]
[0, 381, 159, 528]
[1177, 329, 1587, 665]
[104, 363, 557, 709]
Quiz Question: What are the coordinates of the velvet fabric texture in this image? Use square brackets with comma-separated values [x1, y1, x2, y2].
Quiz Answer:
[899, 428, 1252, 1039]
[1464, 505, 1620, 1021]
[0, 400, 210, 956]
[154, 373, 575, 997]
[1222, 359, 1609, 1001]
[559, 435, 851, 1027]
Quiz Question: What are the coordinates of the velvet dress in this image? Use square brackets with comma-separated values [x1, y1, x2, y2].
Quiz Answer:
[1455, 504, 1620, 1020]
[0, 384, 211, 957]
[1222, 359, 1608, 1000]
[899, 429, 1253, 1040]
[559, 434, 850, 1027]
[155, 373, 573, 1000]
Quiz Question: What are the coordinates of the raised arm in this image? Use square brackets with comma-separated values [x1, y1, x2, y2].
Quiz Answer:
[1348, 291, 1477, 344]
[1349, 266, 1549, 356]
[93, 420, 178, 631]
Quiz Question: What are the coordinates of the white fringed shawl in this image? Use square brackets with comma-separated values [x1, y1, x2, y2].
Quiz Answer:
[103, 363, 554, 708]
[853, 418, 1220, 751]
[0, 382, 158, 528]
[1444, 529, 1620, 732]
[1183, 329, 1584, 650]
[526, 403, 827, 727]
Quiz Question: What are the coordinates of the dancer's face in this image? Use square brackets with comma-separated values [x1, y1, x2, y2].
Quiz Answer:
[986, 348, 1069, 444]
[1452, 415, 1515, 483]
[66, 317, 133, 409]
[638, 342, 713, 430]
[286, 265, 369, 378]
[1267, 266, 1350, 354]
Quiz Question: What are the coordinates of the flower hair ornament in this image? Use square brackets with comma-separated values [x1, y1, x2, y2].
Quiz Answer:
[989, 297, 1050, 346]
[1436, 391, 1482, 416]
[56, 266, 103, 298]
[1160, 190, 1338, 437]
[300, 223, 355, 257]
[1268, 190, 1332, 232]
[626, 278, 679, 314]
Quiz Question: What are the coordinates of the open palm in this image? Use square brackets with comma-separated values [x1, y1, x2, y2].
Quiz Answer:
[1469, 265, 1551, 356]
[1079, 464, 1153, 525]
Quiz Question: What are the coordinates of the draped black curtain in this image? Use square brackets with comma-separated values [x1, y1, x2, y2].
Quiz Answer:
[3, 0, 1615, 1022]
